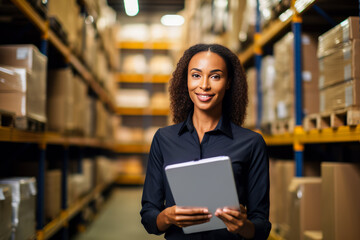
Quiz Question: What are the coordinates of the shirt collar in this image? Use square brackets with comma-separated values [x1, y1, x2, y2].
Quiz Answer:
[178, 111, 233, 139]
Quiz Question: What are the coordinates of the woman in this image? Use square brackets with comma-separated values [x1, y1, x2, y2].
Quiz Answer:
[140, 44, 271, 239]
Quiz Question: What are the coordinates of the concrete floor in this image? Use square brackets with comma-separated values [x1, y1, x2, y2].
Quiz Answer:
[74, 187, 163, 240]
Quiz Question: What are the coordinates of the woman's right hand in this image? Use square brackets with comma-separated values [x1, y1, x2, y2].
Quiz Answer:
[156, 205, 212, 231]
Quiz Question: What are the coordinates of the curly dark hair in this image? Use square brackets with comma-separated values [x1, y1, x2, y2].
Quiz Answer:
[169, 43, 248, 126]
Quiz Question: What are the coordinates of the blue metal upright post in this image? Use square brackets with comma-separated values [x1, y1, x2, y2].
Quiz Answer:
[36, 143, 46, 232]
[61, 146, 69, 240]
[255, 0, 263, 130]
[292, 3, 304, 177]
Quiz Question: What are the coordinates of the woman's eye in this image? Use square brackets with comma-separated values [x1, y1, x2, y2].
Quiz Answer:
[211, 75, 220, 79]
[192, 73, 201, 78]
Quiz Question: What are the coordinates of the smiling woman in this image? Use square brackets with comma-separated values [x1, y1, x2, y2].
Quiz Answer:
[140, 43, 271, 240]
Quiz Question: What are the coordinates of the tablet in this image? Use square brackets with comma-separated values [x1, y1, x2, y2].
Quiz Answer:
[165, 156, 240, 234]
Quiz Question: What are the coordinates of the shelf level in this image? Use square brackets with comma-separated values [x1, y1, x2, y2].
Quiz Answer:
[116, 107, 169, 116]
[238, 0, 316, 64]
[37, 182, 112, 240]
[113, 143, 150, 153]
[117, 41, 174, 50]
[10, 0, 115, 112]
[117, 73, 171, 83]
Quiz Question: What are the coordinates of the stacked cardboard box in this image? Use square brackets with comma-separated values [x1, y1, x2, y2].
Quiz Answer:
[0, 177, 36, 240]
[318, 17, 360, 112]
[273, 33, 319, 120]
[82, 159, 95, 194]
[47, 68, 75, 133]
[73, 75, 88, 135]
[0, 45, 47, 125]
[0, 185, 12, 240]
[45, 170, 61, 220]
[245, 68, 257, 128]
[321, 162, 360, 240]
[287, 177, 322, 240]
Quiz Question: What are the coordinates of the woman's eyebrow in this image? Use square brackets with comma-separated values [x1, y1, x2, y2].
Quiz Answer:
[190, 68, 224, 73]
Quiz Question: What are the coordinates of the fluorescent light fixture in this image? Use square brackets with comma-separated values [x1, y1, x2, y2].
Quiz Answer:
[161, 15, 185, 26]
[124, 0, 139, 17]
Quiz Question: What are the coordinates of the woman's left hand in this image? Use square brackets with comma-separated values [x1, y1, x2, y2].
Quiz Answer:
[215, 204, 253, 236]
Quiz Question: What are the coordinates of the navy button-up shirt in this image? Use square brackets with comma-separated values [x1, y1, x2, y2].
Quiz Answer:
[140, 113, 271, 240]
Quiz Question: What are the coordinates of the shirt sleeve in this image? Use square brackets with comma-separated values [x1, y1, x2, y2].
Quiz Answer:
[140, 129, 166, 235]
[246, 133, 272, 239]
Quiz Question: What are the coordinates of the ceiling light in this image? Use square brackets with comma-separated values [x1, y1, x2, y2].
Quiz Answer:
[124, 0, 139, 17]
[161, 15, 184, 26]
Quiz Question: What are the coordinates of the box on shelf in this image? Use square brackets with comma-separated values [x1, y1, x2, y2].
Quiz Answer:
[121, 54, 148, 74]
[67, 174, 86, 206]
[84, 95, 97, 138]
[261, 56, 276, 125]
[319, 40, 360, 89]
[321, 162, 360, 240]
[318, 17, 360, 58]
[47, 68, 75, 133]
[320, 78, 360, 112]
[73, 75, 88, 136]
[245, 68, 257, 128]
[82, 159, 95, 194]
[116, 89, 150, 108]
[0, 184, 12, 240]
[287, 177, 322, 240]
[95, 101, 108, 139]
[273, 33, 319, 120]
[96, 156, 116, 185]
[0, 45, 47, 123]
[150, 93, 170, 109]
[0, 177, 36, 240]
[117, 155, 144, 176]
[45, 170, 61, 220]
[149, 55, 173, 75]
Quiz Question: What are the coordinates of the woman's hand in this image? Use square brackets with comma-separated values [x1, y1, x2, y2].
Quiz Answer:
[215, 204, 255, 239]
[156, 205, 212, 231]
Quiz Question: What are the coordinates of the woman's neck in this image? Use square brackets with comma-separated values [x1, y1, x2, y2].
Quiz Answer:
[192, 108, 222, 143]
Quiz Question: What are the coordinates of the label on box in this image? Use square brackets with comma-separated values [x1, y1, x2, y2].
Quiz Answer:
[343, 46, 351, 60]
[0, 189, 4, 200]
[344, 64, 352, 80]
[277, 101, 287, 119]
[320, 93, 325, 112]
[345, 85, 353, 107]
[302, 71, 312, 82]
[16, 48, 28, 60]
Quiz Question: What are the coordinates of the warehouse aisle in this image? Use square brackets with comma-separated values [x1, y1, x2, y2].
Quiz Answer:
[74, 187, 163, 240]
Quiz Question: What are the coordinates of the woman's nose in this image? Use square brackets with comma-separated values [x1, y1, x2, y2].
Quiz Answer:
[199, 77, 210, 90]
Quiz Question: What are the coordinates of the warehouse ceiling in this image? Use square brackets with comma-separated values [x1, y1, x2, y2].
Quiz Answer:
[107, 0, 185, 15]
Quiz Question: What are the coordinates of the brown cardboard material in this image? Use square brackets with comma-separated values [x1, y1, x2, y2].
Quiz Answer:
[287, 177, 322, 240]
[320, 79, 360, 112]
[245, 68, 257, 128]
[304, 231, 323, 240]
[321, 162, 360, 240]
[318, 17, 360, 58]
[45, 170, 61, 219]
[319, 40, 360, 89]
[0, 92, 26, 116]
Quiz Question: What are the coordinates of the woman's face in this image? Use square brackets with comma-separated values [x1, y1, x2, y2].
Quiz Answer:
[187, 51, 228, 113]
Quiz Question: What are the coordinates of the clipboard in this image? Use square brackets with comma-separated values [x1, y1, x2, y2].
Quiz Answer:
[165, 156, 240, 234]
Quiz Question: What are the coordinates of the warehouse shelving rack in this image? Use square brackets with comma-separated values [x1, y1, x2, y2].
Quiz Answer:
[0, 1, 118, 239]
[240, 0, 360, 180]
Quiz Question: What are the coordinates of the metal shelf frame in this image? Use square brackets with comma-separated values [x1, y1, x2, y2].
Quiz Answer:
[9, 0, 116, 112]
[116, 73, 171, 84]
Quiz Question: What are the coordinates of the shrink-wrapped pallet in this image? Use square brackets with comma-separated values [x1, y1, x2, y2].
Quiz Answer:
[0, 177, 36, 240]
[0, 45, 47, 123]
[0, 184, 12, 240]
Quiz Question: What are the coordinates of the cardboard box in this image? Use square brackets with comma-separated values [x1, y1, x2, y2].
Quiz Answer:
[319, 40, 360, 89]
[320, 79, 360, 112]
[321, 162, 360, 240]
[304, 231, 323, 240]
[0, 185, 12, 240]
[0, 177, 36, 240]
[287, 177, 322, 240]
[0, 66, 24, 92]
[47, 68, 75, 132]
[245, 68, 257, 128]
[318, 17, 360, 58]
[45, 170, 61, 219]
[0, 45, 47, 122]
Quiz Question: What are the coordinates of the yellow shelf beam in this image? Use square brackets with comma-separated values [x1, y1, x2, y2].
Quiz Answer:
[117, 41, 173, 50]
[238, 0, 317, 64]
[113, 143, 150, 153]
[115, 174, 145, 185]
[116, 107, 169, 116]
[10, 0, 115, 112]
[117, 73, 171, 84]
[37, 182, 111, 240]
[263, 133, 294, 146]
[297, 125, 360, 143]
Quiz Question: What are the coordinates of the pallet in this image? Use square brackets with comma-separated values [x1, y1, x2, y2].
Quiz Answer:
[15, 116, 46, 132]
[0, 110, 15, 127]
[270, 118, 294, 135]
[303, 107, 360, 130]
